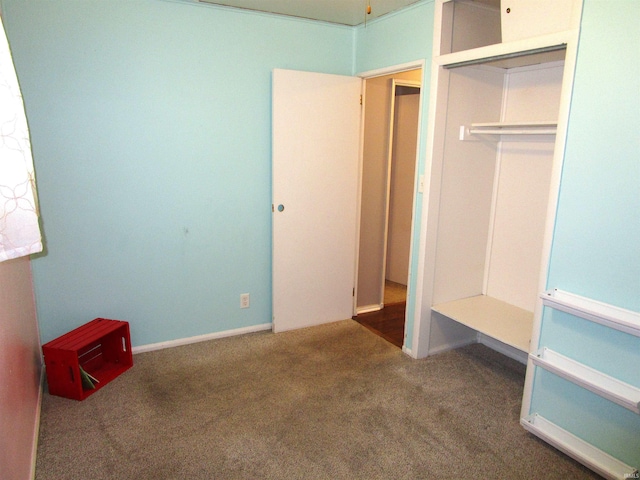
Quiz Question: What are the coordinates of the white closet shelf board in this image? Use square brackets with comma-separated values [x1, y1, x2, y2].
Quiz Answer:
[432, 295, 533, 351]
[521, 414, 639, 480]
[437, 30, 571, 70]
[541, 289, 640, 338]
[531, 348, 640, 414]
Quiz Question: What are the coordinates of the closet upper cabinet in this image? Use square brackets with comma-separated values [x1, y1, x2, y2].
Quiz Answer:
[501, 1, 581, 43]
[439, 0, 581, 56]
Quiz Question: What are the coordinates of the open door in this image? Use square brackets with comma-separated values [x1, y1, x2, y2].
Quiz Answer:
[272, 69, 362, 333]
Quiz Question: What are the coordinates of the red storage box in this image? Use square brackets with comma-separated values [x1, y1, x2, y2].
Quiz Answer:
[42, 318, 133, 400]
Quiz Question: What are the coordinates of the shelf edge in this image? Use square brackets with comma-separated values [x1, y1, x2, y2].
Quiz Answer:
[540, 289, 640, 338]
[436, 31, 573, 69]
[521, 413, 638, 480]
[530, 347, 640, 414]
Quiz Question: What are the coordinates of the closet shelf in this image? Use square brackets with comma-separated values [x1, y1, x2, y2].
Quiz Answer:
[459, 122, 557, 140]
[521, 414, 639, 480]
[432, 295, 533, 352]
[531, 347, 640, 414]
[541, 289, 640, 338]
[437, 31, 570, 70]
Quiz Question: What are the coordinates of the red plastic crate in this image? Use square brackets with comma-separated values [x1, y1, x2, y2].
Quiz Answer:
[42, 318, 133, 400]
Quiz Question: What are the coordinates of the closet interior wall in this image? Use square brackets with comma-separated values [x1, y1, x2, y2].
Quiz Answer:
[437, 59, 564, 304]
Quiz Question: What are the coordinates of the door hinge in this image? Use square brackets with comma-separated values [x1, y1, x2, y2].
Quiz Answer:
[271, 204, 274, 212]
[359, 94, 363, 105]
[353, 287, 355, 297]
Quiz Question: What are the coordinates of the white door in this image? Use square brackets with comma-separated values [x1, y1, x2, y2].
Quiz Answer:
[272, 68, 362, 333]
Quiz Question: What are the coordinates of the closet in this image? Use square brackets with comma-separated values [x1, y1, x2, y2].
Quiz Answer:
[421, 0, 582, 358]
[417, 2, 640, 477]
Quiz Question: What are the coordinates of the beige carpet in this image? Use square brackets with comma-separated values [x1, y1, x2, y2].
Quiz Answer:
[35, 320, 601, 479]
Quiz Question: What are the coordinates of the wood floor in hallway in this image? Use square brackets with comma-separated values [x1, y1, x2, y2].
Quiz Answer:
[354, 302, 405, 348]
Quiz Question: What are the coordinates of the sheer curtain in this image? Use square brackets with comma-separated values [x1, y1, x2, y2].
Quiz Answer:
[0, 16, 42, 262]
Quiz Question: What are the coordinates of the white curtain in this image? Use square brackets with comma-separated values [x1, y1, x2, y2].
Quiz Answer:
[0, 16, 42, 262]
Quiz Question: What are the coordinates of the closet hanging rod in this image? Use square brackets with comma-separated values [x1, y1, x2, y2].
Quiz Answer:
[471, 121, 557, 128]
[468, 128, 557, 135]
[459, 124, 557, 140]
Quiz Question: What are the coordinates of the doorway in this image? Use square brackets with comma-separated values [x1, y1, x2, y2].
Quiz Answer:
[355, 69, 422, 348]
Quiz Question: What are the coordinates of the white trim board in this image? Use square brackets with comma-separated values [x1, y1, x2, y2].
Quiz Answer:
[402, 345, 414, 358]
[357, 60, 425, 80]
[356, 304, 384, 315]
[30, 366, 45, 480]
[427, 337, 477, 357]
[132, 323, 272, 354]
[530, 347, 640, 414]
[521, 413, 638, 480]
[541, 289, 640, 338]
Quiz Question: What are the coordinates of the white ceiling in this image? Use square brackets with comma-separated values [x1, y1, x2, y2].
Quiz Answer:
[197, 0, 425, 26]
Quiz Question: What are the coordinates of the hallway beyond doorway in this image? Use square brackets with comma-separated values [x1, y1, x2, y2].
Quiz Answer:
[354, 281, 406, 348]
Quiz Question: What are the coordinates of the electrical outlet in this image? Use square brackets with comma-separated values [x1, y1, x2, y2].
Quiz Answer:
[240, 293, 250, 309]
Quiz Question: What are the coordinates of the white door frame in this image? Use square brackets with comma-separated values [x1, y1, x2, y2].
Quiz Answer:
[355, 60, 426, 352]
[379, 79, 422, 308]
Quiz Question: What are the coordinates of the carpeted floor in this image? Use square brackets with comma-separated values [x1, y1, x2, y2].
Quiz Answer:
[35, 320, 602, 479]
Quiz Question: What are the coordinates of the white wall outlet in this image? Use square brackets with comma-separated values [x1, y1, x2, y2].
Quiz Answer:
[240, 293, 250, 309]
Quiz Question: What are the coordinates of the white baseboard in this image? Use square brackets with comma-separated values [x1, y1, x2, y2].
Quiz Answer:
[402, 345, 415, 358]
[132, 323, 273, 354]
[356, 304, 383, 315]
[477, 333, 528, 364]
[427, 337, 477, 356]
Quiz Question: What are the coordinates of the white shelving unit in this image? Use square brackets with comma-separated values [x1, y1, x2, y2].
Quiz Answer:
[530, 347, 640, 414]
[521, 414, 638, 480]
[433, 295, 532, 352]
[541, 289, 640, 338]
[417, 1, 640, 477]
[420, 0, 578, 357]
[525, 289, 640, 479]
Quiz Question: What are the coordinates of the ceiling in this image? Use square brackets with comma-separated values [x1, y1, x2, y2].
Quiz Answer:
[197, 0, 425, 26]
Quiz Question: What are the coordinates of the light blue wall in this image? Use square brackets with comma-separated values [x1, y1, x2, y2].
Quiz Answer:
[2, 0, 354, 346]
[355, 0, 435, 349]
[531, 0, 640, 467]
[2, 0, 436, 349]
[355, 1, 434, 75]
[545, 0, 640, 311]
